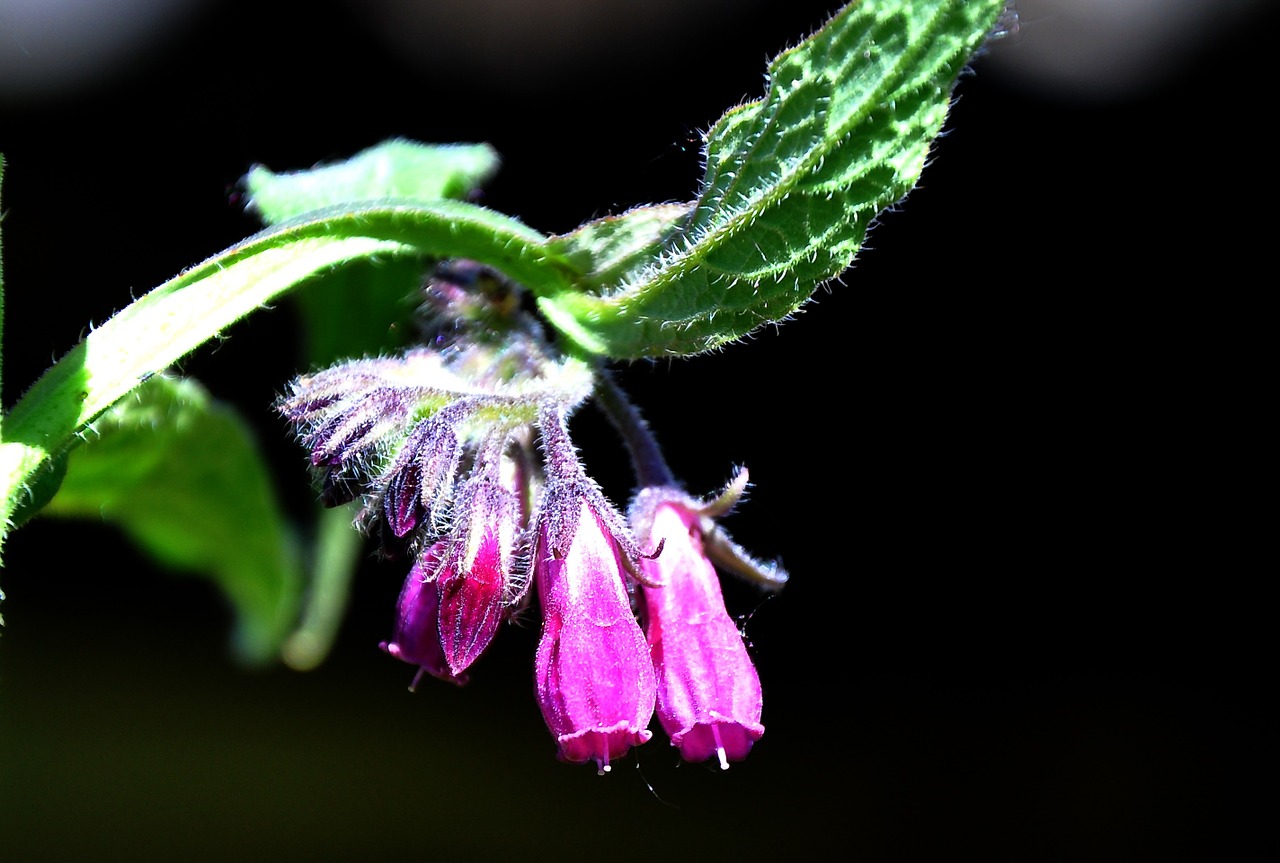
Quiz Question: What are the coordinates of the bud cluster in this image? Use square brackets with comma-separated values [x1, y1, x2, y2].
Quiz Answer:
[279, 260, 787, 773]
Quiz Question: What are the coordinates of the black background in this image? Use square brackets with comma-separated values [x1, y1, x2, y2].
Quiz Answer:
[1, 1, 1273, 860]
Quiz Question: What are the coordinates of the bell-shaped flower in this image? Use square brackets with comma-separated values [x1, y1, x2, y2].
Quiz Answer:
[637, 496, 765, 769]
[533, 488, 656, 774]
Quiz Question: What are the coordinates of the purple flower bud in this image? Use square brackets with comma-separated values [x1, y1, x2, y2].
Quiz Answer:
[639, 500, 764, 769]
[277, 365, 384, 424]
[300, 386, 412, 468]
[379, 407, 466, 539]
[381, 458, 425, 538]
[380, 544, 467, 688]
[534, 498, 656, 774]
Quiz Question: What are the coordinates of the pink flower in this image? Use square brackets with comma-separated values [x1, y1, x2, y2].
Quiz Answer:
[639, 500, 764, 769]
[380, 543, 468, 688]
[533, 494, 656, 774]
[384, 454, 524, 681]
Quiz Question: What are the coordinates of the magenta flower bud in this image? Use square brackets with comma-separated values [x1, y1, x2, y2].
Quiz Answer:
[380, 544, 467, 688]
[435, 448, 524, 676]
[436, 532, 504, 677]
[436, 475, 520, 677]
[534, 496, 656, 774]
[639, 500, 764, 769]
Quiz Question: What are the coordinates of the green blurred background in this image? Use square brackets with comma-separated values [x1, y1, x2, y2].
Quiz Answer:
[1, 1, 1272, 860]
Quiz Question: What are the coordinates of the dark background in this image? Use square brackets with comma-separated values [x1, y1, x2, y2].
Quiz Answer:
[1, 1, 1273, 860]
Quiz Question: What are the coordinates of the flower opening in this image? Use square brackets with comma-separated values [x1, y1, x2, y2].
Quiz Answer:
[638, 497, 764, 769]
[533, 494, 656, 774]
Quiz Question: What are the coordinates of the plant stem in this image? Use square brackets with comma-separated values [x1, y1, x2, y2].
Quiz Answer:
[592, 367, 675, 490]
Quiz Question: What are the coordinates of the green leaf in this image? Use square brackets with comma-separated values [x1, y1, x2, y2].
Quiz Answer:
[6, 451, 67, 530]
[292, 256, 425, 368]
[538, 0, 1007, 358]
[255, 141, 505, 369]
[39, 375, 303, 664]
[244, 138, 499, 226]
[0, 198, 574, 553]
[542, 204, 695, 354]
[247, 139, 507, 366]
[548, 203, 693, 293]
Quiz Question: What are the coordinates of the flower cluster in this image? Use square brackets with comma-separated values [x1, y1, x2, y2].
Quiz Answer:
[279, 261, 787, 773]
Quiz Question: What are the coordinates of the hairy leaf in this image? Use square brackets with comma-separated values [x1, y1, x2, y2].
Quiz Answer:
[537, 0, 1007, 358]
[548, 203, 693, 293]
[246, 140, 504, 368]
[247, 142, 503, 368]
[0, 199, 574, 550]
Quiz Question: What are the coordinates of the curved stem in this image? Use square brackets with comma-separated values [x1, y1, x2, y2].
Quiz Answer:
[591, 366, 675, 490]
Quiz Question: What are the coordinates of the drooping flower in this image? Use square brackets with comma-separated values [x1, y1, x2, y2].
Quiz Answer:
[380, 543, 468, 688]
[635, 491, 767, 769]
[532, 483, 656, 774]
[279, 256, 791, 773]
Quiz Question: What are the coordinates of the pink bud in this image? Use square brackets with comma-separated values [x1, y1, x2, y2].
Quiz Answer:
[436, 470, 522, 677]
[640, 501, 764, 768]
[534, 499, 656, 774]
[380, 544, 467, 688]
[437, 526, 507, 678]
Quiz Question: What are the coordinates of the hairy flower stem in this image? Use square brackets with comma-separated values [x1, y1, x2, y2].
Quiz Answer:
[591, 367, 675, 490]
[536, 402, 580, 485]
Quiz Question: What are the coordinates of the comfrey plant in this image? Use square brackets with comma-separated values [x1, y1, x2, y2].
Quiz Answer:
[277, 258, 785, 771]
[0, 1, 1013, 772]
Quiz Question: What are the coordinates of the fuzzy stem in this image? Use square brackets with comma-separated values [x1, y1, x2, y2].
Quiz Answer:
[536, 401, 581, 484]
[591, 367, 675, 490]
